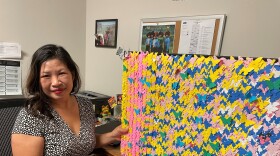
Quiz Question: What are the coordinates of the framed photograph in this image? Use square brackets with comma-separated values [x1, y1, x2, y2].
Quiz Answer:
[140, 22, 176, 54]
[95, 19, 118, 48]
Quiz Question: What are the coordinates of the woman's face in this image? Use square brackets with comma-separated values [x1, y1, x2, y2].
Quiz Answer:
[39, 58, 74, 102]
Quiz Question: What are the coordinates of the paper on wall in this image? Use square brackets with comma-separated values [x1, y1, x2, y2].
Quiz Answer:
[0, 42, 21, 59]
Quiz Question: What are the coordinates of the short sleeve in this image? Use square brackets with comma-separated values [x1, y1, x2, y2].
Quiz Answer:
[12, 108, 45, 137]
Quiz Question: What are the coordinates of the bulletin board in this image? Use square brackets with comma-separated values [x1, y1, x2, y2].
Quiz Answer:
[139, 14, 226, 55]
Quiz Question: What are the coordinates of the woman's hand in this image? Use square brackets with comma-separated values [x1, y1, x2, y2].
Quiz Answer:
[109, 125, 129, 141]
[95, 125, 128, 148]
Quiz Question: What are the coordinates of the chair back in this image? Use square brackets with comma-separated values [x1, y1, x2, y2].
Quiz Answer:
[0, 98, 25, 156]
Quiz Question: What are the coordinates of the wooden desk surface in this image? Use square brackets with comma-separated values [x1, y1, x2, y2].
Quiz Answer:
[103, 145, 121, 156]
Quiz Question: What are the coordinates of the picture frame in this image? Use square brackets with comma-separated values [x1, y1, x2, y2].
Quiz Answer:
[95, 19, 118, 48]
[140, 22, 176, 54]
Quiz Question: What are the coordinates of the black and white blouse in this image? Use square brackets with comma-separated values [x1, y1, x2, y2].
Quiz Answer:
[12, 96, 96, 156]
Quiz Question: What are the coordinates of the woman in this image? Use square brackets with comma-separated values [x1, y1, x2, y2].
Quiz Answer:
[11, 44, 128, 155]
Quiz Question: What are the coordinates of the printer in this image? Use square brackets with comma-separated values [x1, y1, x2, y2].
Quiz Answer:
[76, 91, 111, 117]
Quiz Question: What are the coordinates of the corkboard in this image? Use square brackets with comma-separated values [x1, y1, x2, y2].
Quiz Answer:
[139, 14, 226, 55]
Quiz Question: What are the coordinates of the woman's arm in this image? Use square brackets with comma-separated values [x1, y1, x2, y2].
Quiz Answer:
[95, 125, 128, 148]
[11, 134, 44, 156]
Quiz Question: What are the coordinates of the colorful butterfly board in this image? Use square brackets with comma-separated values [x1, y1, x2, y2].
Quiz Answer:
[120, 52, 280, 155]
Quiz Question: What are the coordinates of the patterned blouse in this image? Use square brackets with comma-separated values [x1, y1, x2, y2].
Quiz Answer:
[12, 96, 96, 156]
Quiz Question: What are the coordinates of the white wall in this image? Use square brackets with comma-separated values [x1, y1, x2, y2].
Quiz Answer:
[86, 0, 280, 96]
[1, 0, 279, 97]
[0, 0, 86, 93]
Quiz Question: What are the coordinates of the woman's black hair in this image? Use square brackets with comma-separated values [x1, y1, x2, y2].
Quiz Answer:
[25, 44, 81, 119]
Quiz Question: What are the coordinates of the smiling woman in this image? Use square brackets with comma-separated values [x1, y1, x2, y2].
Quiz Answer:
[10, 44, 128, 156]
[39, 59, 74, 101]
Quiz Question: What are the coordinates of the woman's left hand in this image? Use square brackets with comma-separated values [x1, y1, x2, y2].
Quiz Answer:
[110, 125, 129, 141]
[95, 125, 129, 147]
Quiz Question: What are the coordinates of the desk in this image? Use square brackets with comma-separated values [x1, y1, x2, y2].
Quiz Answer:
[91, 145, 120, 156]
[103, 145, 121, 156]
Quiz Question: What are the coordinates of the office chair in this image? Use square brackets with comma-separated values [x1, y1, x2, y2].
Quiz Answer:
[0, 98, 25, 156]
